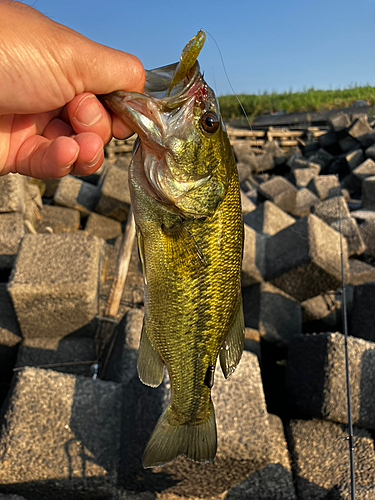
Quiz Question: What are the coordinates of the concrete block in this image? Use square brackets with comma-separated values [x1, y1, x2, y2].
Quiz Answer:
[236, 162, 252, 183]
[286, 150, 303, 169]
[289, 167, 318, 187]
[301, 291, 343, 332]
[151, 352, 280, 499]
[362, 175, 375, 210]
[0, 213, 25, 269]
[350, 281, 375, 342]
[114, 155, 131, 171]
[8, 233, 103, 346]
[329, 112, 351, 133]
[241, 224, 265, 287]
[0, 284, 21, 371]
[287, 419, 375, 500]
[0, 174, 25, 213]
[346, 149, 365, 171]
[307, 175, 341, 200]
[84, 212, 122, 242]
[244, 327, 261, 358]
[318, 130, 338, 152]
[15, 337, 96, 377]
[348, 259, 375, 286]
[360, 220, 375, 257]
[325, 483, 375, 499]
[36, 205, 80, 234]
[365, 144, 375, 161]
[357, 132, 375, 149]
[339, 135, 360, 153]
[256, 151, 275, 173]
[352, 210, 375, 222]
[95, 165, 131, 222]
[303, 141, 320, 157]
[287, 332, 375, 428]
[257, 176, 297, 214]
[0, 367, 121, 498]
[54, 175, 100, 216]
[307, 149, 334, 170]
[242, 282, 301, 346]
[293, 187, 320, 217]
[264, 214, 349, 301]
[240, 190, 256, 216]
[313, 196, 350, 225]
[348, 116, 373, 140]
[243, 200, 295, 236]
[224, 463, 297, 500]
[331, 217, 366, 256]
[351, 159, 375, 191]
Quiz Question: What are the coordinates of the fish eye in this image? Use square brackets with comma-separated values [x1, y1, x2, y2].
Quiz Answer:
[200, 112, 219, 134]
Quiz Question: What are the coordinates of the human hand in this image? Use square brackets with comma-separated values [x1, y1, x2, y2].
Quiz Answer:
[0, 1, 145, 179]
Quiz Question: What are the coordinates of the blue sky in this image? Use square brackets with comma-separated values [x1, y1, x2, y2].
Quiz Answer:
[24, 0, 374, 96]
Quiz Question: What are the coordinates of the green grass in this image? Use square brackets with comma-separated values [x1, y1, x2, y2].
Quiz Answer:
[218, 85, 375, 121]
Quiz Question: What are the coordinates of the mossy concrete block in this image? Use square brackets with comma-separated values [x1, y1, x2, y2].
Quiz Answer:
[243, 200, 295, 236]
[307, 175, 341, 200]
[95, 165, 131, 222]
[264, 214, 349, 301]
[0, 367, 121, 498]
[287, 332, 375, 428]
[8, 233, 103, 346]
[84, 212, 122, 241]
[0, 213, 25, 269]
[36, 205, 80, 234]
[241, 224, 265, 287]
[0, 174, 25, 213]
[350, 281, 375, 342]
[54, 175, 100, 216]
[242, 282, 301, 346]
[287, 419, 375, 500]
[257, 176, 297, 214]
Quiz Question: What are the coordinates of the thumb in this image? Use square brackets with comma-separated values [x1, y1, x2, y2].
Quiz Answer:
[72, 41, 145, 96]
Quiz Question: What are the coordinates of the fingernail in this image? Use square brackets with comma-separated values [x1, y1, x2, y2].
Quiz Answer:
[74, 96, 102, 127]
[85, 147, 102, 168]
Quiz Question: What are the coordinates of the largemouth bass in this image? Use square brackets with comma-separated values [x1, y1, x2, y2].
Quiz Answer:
[101, 31, 244, 468]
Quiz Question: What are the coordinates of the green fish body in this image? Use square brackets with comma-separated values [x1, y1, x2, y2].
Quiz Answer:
[101, 31, 244, 468]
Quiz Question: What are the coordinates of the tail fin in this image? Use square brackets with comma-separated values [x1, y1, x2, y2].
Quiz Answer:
[142, 398, 217, 468]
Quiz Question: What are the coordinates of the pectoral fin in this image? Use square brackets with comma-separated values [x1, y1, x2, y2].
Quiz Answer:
[137, 322, 164, 387]
[220, 293, 245, 378]
[162, 222, 207, 268]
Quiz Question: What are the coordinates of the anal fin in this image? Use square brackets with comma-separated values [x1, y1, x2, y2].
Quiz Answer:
[137, 322, 164, 387]
[220, 293, 245, 378]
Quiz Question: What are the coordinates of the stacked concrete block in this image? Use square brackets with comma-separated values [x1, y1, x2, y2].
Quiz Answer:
[0, 367, 121, 499]
[152, 352, 288, 499]
[301, 291, 344, 333]
[257, 176, 297, 214]
[0, 213, 25, 269]
[242, 282, 301, 346]
[359, 220, 375, 257]
[36, 205, 80, 233]
[307, 148, 334, 171]
[54, 175, 100, 216]
[84, 212, 122, 242]
[349, 259, 375, 285]
[243, 200, 295, 236]
[365, 144, 375, 161]
[0, 173, 25, 214]
[330, 217, 366, 256]
[350, 158, 375, 192]
[350, 281, 375, 342]
[241, 224, 265, 287]
[307, 175, 341, 200]
[287, 419, 375, 500]
[264, 214, 349, 301]
[313, 196, 350, 224]
[361, 175, 375, 209]
[289, 167, 318, 187]
[346, 149, 365, 171]
[7, 233, 103, 348]
[287, 332, 375, 429]
[294, 188, 320, 217]
[95, 165, 131, 222]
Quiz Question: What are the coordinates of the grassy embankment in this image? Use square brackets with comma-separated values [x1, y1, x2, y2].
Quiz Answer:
[218, 85, 375, 121]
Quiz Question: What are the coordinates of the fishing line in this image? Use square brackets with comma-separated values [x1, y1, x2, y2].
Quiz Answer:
[337, 196, 356, 500]
[204, 30, 260, 150]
